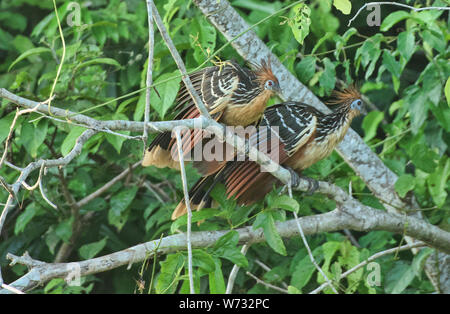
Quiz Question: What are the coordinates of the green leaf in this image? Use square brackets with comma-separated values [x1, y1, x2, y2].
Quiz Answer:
[55, 217, 74, 243]
[8, 47, 52, 71]
[14, 204, 37, 235]
[287, 285, 302, 294]
[395, 174, 416, 198]
[410, 143, 439, 173]
[147, 71, 182, 119]
[445, 77, 450, 106]
[422, 29, 445, 54]
[92, 25, 107, 46]
[412, 248, 433, 279]
[18, 119, 48, 158]
[31, 12, 55, 38]
[13, 35, 35, 54]
[362, 111, 384, 142]
[0, 12, 27, 32]
[0, 112, 20, 144]
[79, 237, 108, 259]
[333, 0, 351, 15]
[219, 247, 249, 268]
[105, 122, 130, 155]
[382, 50, 402, 91]
[156, 253, 185, 294]
[75, 58, 122, 72]
[253, 212, 286, 256]
[291, 247, 323, 290]
[322, 242, 341, 273]
[209, 258, 226, 294]
[171, 209, 220, 233]
[319, 58, 336, 95]
[355, 34, 382, 79]
[289, 3, 311, 45]
[380, 11, 410, 32]
[268, 195, 299, 213]
[0, 29, 13, 50]
[427, 157, 450, 207]
[295, 56, 316, 83]
[407, 89, 429, 134]
[397, 30, 415, 62]
[110, 187, 138, 213]
[210, 184, 236, 212]
[213, 231, 248, 268]
[213, 230, 239, 250]
[385, 261, 416, 294]
[192, 250, 216, 274]
[311, 32, 333, 55]
[337, 241, 362, 293]
[61, 126, 86, 157]
[108, 186, 138, 230]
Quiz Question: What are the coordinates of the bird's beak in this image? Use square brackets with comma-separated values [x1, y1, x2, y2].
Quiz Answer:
[360, 105, 368, 115]
[274, 83, 283, 98]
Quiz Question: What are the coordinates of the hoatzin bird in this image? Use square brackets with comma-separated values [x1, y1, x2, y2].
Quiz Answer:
[141, 59, 281, 173]
[171, 86, 365, 220]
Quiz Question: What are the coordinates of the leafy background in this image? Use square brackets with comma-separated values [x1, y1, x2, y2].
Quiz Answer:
[0, 0, 448, 293]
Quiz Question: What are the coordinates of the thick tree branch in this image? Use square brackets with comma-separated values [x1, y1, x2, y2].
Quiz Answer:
[2, 198, 449, 293]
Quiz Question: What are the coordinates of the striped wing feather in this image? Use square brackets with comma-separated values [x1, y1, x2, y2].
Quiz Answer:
[147, 61, 260, 168]
[224, 102, 318, 204]
[171, 102, 318, 218]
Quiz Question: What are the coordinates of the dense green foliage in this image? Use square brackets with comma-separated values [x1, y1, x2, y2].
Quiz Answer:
[0, 0, 448, 294]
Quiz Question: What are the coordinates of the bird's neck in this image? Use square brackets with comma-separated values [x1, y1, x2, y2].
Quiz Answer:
[315, 105, 354, 142]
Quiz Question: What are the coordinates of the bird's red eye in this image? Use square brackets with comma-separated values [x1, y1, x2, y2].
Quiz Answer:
[268, 81, 273, 86]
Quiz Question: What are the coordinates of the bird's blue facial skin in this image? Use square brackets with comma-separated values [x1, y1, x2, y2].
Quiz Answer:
[265, 80, 282, 95]
[265, 80, 274, 90]
[351, 99, 363, 112]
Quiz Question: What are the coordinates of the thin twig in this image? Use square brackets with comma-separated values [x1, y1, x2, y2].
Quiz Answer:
[226, 243, 250, 294]
[246, 271, 289, 294]
[348, 2, 450, 26]
[47, 0, 66, 114]
[254, 259, 289, 289]
[37, 165, 57, 209]
[293, 210, 339, 294]
[143, 182, 165, 204]
[287, 184, 338, 294]
[143, 0, 155, 145]
[76, 162, 140, 208]
[0, 103, 44, 169]
[174, 128, 194, 294]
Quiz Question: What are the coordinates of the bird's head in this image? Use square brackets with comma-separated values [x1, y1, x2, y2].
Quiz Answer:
[252, 58, 282, 96]
[328, 85, 366, 117]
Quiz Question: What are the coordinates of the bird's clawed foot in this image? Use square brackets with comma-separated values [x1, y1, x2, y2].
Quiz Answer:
[285, 168, 319, 196]
[301, 176, 319, 196]
[287, 167, 301, 189]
